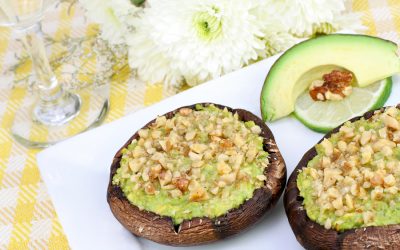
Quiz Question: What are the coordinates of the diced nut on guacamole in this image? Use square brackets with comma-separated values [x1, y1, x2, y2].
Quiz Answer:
[113, 105, 269, 224]
[298, 107, 400, 231]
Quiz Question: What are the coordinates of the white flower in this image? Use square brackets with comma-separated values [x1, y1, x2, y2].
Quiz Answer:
[265, 0, 364, 36]
[252, 3, 299, 56]
[332, 12, 366, 34]
[82, 0, 364, 87]
[127, 0, 296, 86]
[79, 0, 139, 44]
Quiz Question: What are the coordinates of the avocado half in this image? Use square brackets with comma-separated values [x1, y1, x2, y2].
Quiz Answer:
[261, 34, 400, 122]
[107, 103, 287, 246]
[284, 104, 400, 250]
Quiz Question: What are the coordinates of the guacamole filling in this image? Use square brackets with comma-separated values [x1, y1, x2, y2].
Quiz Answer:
[113, 104, 269, 224]
[298, 106, 400, 231]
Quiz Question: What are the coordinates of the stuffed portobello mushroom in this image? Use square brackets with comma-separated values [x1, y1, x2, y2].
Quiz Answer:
[285, 104, 400, 249]
[107, 103, 286, 246]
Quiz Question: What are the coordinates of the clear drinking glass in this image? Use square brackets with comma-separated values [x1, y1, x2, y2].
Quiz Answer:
[0, 0, 109, 147]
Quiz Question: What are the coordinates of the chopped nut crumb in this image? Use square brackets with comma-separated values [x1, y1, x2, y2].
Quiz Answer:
[309, 70, 353, 102]
[113, 104, 269, 224]
[298, 106, 400, 231]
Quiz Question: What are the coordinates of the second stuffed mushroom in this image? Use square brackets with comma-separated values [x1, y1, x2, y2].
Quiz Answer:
[285, 104, 400, 249]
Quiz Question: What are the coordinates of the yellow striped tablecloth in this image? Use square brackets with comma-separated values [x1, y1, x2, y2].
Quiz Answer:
[0, 0, 399, 249]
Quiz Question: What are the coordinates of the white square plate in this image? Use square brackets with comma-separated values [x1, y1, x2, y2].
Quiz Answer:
[37, 53, 400, 250]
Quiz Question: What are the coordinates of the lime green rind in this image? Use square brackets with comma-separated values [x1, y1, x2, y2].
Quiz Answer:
[293, 113, 334, 133]
[260, 34, 399, 122]
[370, 77, 393, 110]
[294, 77, 392, 133]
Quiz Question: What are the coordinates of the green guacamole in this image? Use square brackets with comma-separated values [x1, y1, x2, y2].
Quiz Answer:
[298, 107, 400, 231]
[113, 105, 269, 224]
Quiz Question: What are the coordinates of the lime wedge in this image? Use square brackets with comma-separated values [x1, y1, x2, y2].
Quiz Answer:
[294, 77, 392, 133]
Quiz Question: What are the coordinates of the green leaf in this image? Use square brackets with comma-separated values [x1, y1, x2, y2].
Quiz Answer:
[131, 0, 145, 7]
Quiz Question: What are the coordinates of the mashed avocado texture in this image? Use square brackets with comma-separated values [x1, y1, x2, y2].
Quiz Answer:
[298, 106, 400, 231]
[113, 105, 269, 224]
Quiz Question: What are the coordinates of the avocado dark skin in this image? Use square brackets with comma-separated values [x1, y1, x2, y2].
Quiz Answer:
[107, 103, 287, 246]
[284, 104, 400, 250]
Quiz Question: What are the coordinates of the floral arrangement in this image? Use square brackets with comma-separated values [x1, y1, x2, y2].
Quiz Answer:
[7, 29, 128, 91]
[80, 0, 364, 88]
[6, 0, 130, 92]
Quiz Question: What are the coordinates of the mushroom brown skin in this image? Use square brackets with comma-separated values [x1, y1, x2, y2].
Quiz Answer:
[284, 104, 400, 250]
[107, 103, 287, 246]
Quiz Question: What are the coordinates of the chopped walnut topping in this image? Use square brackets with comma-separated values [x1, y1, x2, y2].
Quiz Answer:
[173, 177, 189, 192]
[189, 186, 208, 202]
[144, 182, 156, 195]
[179, 108, 192, 116]
[309, 70, 353, 102]
[113, 104, 269, 224]
[298, 106, 400, 231]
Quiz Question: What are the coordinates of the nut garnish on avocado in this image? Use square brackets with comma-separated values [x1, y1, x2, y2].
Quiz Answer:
[261, 34, 400, 122]
[309, 70, 353, 101]
[112, 104, 269, 224]
[297, 106, 400, 231]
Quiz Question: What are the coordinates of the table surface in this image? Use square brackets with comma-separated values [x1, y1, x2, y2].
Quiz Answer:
[0, 0, 399, 249]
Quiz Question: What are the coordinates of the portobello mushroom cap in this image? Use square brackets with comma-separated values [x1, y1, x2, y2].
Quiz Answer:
[284, 104, 400, 250]
[107, 103, 287, 246]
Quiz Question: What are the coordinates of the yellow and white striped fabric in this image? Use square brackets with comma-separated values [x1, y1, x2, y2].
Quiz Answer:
[0, 0, 399, 249]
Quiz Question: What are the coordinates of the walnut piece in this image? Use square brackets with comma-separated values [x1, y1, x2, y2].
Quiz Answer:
[309, 70, 353, 102]
[299, 106, 400, 231]
[116, 105, 268, 214]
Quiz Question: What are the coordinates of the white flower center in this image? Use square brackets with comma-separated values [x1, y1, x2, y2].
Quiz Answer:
[193, 6, 222, 41]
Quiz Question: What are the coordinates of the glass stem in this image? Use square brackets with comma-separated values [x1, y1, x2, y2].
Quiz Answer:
[18, 22, 81, 126]
[22, 22, 62, 102]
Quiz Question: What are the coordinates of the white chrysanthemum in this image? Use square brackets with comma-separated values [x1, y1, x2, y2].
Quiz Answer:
[266, 0, 364, 36]
[79, 0, 140, 44]
[333, 12, 366, 33]
[252, 3, 299, 57]
[127, 0, 296, 86]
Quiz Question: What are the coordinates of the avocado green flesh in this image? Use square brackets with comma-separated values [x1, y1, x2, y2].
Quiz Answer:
[298, 112, 400, 231]
[261, 34, 400, 121]
[113, 106, 268, 225]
